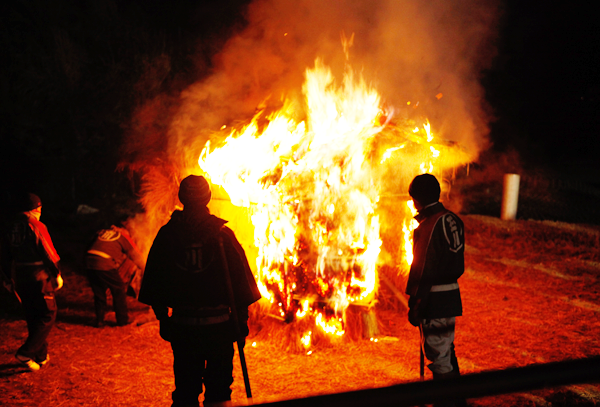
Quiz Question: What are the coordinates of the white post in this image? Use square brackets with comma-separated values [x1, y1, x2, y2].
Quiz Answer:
[501, 173, 520, 221]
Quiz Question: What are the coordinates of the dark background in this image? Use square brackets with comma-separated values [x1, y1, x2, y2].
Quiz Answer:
[483, 1, 600, 178]
[1, 0, 599, 224]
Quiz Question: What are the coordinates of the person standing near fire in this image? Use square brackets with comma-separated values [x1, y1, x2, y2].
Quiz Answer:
[405, 174, 467, 406]
[139, 175, 261, 407]
[0, 192, 63, 371]
[85, 218, 145, 327]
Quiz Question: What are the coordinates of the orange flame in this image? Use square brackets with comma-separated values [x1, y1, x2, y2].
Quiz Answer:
[197, 58, 471, 337]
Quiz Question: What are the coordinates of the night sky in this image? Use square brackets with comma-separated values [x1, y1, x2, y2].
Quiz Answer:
[1, 0, 599, 216]
[483, 1, 600, 179]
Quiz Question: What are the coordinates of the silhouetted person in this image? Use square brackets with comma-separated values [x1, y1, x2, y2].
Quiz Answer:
[85, 220, 145, 327]
[139, 175, 261, 407]
[406, 174, 467, 407]
[0, 193, 63, 371]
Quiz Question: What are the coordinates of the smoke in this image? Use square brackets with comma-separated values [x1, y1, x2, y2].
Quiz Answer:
[123, 0, 501, 252]
[173, 0, 499, 153]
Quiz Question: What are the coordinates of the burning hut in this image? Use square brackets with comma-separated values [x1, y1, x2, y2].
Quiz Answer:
[194, 56, 472, 350]
[123, 0, 498, 353]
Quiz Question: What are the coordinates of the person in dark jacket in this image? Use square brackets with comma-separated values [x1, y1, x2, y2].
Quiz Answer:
[405, 174, 466, 406]
[0, 193, 63, 371]
[86, 220, 145, 327]
[139, 175, 261, 407]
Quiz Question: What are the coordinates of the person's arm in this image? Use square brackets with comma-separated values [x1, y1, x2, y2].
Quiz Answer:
[219, 227, 261, 340]
[221, 227, 261, 309]
[138, 227, 171, 306]
[31, 220, 63, 288]
[118, 227, 146, 270]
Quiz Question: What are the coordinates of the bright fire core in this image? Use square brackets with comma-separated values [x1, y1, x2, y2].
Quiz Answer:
[198, 59, 470, 339]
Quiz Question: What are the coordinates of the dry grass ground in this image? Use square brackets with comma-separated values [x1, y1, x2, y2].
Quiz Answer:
[1, 214, 600, 406]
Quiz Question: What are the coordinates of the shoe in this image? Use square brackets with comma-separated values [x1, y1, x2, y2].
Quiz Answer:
[15, 354, 40, 371]
[38, 354, 50, 366]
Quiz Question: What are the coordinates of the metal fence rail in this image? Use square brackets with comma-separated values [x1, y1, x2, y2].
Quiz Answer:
[247, 356, 600, 407]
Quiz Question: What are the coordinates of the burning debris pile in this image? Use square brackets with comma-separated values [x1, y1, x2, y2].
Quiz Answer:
[197, 57, 472, 346]
[122, 0, 499, 350]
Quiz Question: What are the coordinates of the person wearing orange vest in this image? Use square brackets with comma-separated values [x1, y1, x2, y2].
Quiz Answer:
[85, 221, 145, 327]
[1, 193, 63, 372]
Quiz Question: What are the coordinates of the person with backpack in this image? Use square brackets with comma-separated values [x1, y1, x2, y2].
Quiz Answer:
[405, 173, 467, 407]
[139, 175, 261, 407]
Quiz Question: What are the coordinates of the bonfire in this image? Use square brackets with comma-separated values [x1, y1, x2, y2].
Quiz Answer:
[196, 56, 472, 348]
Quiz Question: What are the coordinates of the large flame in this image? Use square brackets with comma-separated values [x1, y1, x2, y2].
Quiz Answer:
[198, 58, 470, 338]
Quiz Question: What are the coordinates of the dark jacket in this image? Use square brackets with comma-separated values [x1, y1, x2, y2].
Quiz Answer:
[85, 225, 146, 297]
[1, 212, 61, 285]
[405, 202, 464, 319]
[86, 226, 144, 270]
[139, 207, 261, 336]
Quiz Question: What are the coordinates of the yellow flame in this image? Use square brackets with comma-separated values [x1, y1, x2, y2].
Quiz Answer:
[301, 331, 312, 348]
[197, 58, 471, 337]
[403, 200, 419, 267]
[316, 313, 345, 336]
[424, 121, 433, 142]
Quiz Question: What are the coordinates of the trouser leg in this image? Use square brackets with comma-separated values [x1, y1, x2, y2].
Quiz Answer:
[17, 275, 57, 362]
[110, 284, 129, 325]
[101, 268, 129, 325]
[421, 317, 455, 375]
[450, 343, 461, 375]
[88, 270, 108, 324]
[171, 336, 204, 407]
[203, 342, 234, 403]
[422, 318, 467, 407]
[89, 269, 129, 325]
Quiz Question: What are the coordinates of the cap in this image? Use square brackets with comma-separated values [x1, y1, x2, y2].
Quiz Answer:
[408, 174, 440, 206]
[18, 193, 42, 212]
[178, 175, 212, 207]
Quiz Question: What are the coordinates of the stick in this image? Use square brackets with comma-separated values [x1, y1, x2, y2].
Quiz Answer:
[420, 347, 425, 381]
[218, 235, 253, 400]
[419, 324, 425, 407]
[1, 279, 21, 304]
[418, 324, 425, 380]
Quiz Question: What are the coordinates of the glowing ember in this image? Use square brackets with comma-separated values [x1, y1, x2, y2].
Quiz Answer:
[198, 58, 471, 337]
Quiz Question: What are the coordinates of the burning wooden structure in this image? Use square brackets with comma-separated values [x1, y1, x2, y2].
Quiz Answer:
[195, 58, 472, 349]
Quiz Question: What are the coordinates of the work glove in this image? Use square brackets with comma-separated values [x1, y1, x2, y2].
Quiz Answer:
[408, 298, 422, 327]
[159, 318, 173, 342]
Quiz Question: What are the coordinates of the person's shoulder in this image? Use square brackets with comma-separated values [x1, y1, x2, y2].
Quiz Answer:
[440, 212, 464, 250]
[154, 211, 183, 236]
[442, 210, 463, 226]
